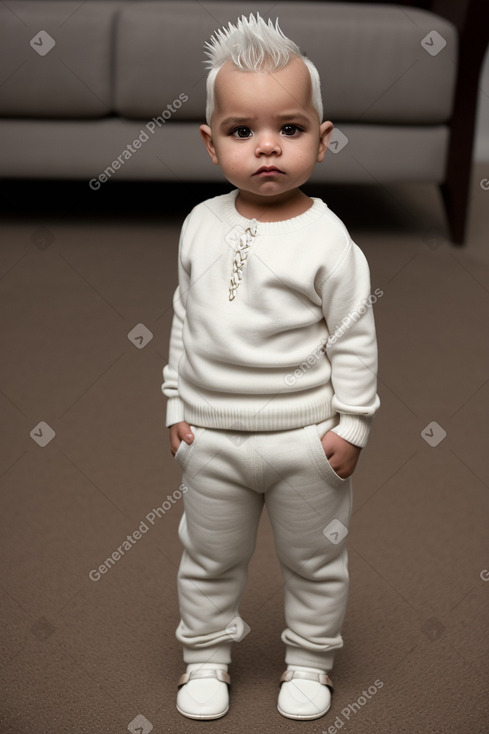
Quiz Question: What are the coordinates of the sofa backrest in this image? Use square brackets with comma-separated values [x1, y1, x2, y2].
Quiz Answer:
[0, 1, 126, 117]
[0, 0, 457, 123]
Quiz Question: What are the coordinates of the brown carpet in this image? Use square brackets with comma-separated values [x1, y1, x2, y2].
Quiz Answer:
[1, 166, 488, 733]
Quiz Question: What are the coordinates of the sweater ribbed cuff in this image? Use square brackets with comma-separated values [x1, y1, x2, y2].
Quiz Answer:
[331, 413, 372, 448]
[166, 397, 186, 427]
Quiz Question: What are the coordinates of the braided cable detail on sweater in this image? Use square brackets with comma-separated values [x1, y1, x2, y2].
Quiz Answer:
[229, 220, 258, 301]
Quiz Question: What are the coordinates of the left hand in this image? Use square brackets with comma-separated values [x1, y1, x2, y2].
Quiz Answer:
[320, 431, 361, 479]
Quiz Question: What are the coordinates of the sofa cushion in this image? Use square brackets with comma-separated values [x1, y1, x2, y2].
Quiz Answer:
[114, 1, 457, 124]
[0, 118, 449, 184]
[0, 0, 123, 118]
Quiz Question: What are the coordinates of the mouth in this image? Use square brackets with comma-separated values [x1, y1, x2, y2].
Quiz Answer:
[253, 166, 285, 176]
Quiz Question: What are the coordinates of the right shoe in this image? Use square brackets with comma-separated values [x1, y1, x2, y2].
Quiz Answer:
[176, 665, 230, 720]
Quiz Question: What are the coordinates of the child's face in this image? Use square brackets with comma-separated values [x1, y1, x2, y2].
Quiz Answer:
[200, 56, 333, 207]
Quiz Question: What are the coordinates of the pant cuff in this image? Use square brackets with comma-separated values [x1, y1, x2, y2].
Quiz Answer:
[182, 643, 233, 665]
[285, 647, 337, 671]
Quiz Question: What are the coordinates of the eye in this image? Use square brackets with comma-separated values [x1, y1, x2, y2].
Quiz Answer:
[231, 126, 252, 139]
[281, 124, 303, 136]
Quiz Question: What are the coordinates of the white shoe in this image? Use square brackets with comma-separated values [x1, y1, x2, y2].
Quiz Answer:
[277, 666, 333, 720]
[176, 664, 230, 720]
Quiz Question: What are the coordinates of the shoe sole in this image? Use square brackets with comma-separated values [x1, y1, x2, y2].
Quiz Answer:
[177, 705, 229, 720]
[277, 702, 331, 721]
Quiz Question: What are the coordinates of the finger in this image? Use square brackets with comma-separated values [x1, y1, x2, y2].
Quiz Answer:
[178, 422, 194, 444]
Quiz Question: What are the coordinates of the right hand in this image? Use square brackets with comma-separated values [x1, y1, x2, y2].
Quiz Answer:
[169, 421, 194, 456]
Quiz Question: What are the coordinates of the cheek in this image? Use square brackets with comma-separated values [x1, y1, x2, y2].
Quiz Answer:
[302, 141, 322, 166]
[221, 147, 247, 170]
[293, 147, 315, 169]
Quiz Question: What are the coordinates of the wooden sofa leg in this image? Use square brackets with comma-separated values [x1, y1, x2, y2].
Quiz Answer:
[431, 0, 488, 245]
[439, 176, 470, 246]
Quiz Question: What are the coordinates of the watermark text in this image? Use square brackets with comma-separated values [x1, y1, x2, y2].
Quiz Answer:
[89, 484, 187, 580]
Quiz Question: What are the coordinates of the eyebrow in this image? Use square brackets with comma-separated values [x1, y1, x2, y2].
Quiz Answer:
[219, 112, 312, 129]
[220, 117, 254, 129]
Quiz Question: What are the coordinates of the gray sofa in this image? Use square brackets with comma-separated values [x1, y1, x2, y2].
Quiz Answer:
[0, 0, 486, 243]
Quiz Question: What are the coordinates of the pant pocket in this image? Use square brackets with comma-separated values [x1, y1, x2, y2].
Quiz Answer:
[174, 425, 199, 468]
[303, 423, 350, 489]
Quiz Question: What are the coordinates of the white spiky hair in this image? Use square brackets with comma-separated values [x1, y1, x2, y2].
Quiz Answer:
[203, 12, 323, 125]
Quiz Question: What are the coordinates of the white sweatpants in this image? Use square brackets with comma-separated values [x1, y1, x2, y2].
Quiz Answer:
[174, 417, 352, 671]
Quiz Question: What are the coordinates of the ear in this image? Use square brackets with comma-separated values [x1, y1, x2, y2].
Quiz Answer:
[317, 121, 334, 162]
[200, 124, 219, 165]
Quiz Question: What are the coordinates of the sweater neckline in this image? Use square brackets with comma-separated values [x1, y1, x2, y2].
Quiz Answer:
[222, 188, 327, 234]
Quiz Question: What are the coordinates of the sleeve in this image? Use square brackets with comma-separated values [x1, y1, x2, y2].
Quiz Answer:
[161, 215, 191, 427]
[320, 240, 381, 447]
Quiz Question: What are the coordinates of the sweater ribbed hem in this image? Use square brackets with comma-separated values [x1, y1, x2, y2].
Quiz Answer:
[168, 398, 372, 444]
[182, 397, 335, 433]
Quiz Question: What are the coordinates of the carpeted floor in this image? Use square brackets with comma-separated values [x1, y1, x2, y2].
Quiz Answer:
[1, 167, 488, 733]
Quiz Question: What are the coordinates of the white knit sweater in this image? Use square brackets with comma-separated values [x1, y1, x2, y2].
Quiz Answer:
[162, 189, 380, 447]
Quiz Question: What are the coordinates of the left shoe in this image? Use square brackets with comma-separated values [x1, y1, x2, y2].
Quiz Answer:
[277, 666, 334, 720]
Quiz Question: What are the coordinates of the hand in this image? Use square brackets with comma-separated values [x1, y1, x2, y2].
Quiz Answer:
[169, 421, 194, 456]
[320, 430, 361, 479]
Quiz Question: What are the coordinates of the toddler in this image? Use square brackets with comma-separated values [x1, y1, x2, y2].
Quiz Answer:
[162, 13, 380, 721]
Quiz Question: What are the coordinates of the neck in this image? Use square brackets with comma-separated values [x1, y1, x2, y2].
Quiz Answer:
[235, 189, 312, 222]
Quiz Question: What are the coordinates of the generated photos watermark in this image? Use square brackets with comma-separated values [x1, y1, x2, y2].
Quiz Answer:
[284, 288, 383, 386]
[322, 679, 384, 733]
[89, 484, 187, 581]
[89, 92, 188, 190]
[328, 127, 349, 154]
[30, 421, 56, 447]
[421, 420, 446, 447]
[128, 714, 153, 734]
[420, 30, 446, 56]
[225, 616, 251, 642]
[128, 323, 153, 349]
[30, 30, 56, 56]
[323, 518, 349, 545]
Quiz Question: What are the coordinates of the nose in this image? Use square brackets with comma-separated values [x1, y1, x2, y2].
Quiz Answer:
[255, 130, 281, 156]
